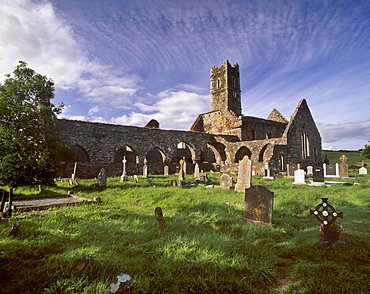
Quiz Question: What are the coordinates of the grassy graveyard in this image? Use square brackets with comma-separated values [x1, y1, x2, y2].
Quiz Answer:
[1, 171, 370, 293]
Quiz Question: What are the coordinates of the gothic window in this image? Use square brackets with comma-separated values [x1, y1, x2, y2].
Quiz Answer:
[301, 133, 310, 159]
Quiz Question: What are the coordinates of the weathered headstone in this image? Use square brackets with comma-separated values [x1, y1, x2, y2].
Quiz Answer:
[178, 159, 185, 181]
[263, 166, 274, 179]
[240, 185, 274, 226]
[133, 175, 139, 183]
[155, 207, 166, 230]
[194, 163, 200, 178]
[235, 156, 252, 192]
[182, 157, 187, 176]
[307, 166, 313, 175]
[217, 174, 233, 189]
[120, 156, 128, 182]
[163, 165, 169, 176]
[97, 168, 107, 187]
[293, 169, 306, 185]
[339, 155, 349, 178]
[286, 164, 298, 178]
[312, 166, 325, 185]
[142, 159, 148, 178]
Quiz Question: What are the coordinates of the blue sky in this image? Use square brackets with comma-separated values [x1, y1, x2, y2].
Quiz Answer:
[1, 0, 370, 150]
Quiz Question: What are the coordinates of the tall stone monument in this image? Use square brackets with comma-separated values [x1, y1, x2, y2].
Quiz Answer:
[120, 156, 128, 182]
[235, 156, 252, 192]
[142, 158, 148, 178]
[339, 155, 349, 178]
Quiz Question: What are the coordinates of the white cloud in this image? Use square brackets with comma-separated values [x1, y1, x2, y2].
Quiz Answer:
[111, 88, 209, 129]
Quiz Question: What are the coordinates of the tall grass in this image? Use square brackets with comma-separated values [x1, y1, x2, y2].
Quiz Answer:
[1, 172, 369, 293]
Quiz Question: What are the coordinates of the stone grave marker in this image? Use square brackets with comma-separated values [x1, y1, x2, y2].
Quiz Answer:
[359, 162, 367, 175]
[235, 156, 253, 192]
[97, 168, 107, 187]
[240, 185, 274, 226]
[133, 175, 139, 183]
[178, 159, 185, 181]
[323, 163, 339, 179]
[293, 169, 306, 185]
[216, 174, 233, 189]
[307, 166, 313, 175]
[71, 162, 78, 180]
[312, 166, 325, 185]
[339, 155, 349, 178]
[164, 165, 169, 176]
[263, 166, 274, 179]
[194, 163, 200, 178]
[120, 156, 128, 182]
[287, 164, 298, 178]
[182, 157, 187, 176]
[155, 207, 166, 230]
[142, 159, 148, 178]
[198, 173, 207, 185]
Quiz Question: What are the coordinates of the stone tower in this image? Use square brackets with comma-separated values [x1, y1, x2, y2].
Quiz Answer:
[210, 60, 242, 116]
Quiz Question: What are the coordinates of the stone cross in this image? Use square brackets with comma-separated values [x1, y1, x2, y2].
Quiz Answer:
[339, 155, 349, 178]
[235, 156, 252, 192]
[339, 155, 348, 163]
[120, 156, 128, 182]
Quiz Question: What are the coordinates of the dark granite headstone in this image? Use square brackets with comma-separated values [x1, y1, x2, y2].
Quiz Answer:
[313, 167, 324, 183]
[326, 165, 336, 176]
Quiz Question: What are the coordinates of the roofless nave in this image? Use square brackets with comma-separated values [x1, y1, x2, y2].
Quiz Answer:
[58, 60, 322, 178]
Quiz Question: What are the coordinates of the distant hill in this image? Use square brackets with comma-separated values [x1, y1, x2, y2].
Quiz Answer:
[322, 150, 368, 170]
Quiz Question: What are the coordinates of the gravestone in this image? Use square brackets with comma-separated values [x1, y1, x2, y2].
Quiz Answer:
[293, 169, 306, 185]
[287, 164, 298, 178]
[133, 175, 139, 183]
[240, 185, 274, 226]
[178, 159, 185, 181]
[323, 163, 340, 178]
[359, 167, 367, 175]
[71, 162, 78, 180]
[142, 159, 148, 178]
[217, 174, 233, 189]
[163, 165, 169, 176]
[310, 198, 344, 246]
[155, 207, 166, 230]
[235, 156, 253, 192]
[198, 173, 207, 185]
[312, 166, 325, 185]
[194, 163, 200, 178]
[97, 168, 107, 187]
[120, 157, 128, 182]
[263, 166, 274, 180]
[339, 155, 349, 178]
[307, 166, 313, 175]
[182, 158, 187, 176]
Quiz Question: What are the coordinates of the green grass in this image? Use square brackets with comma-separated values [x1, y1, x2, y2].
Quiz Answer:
[1, 172, 370, 293]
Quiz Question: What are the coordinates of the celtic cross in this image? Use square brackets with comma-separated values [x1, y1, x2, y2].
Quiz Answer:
[310, 198, 343, 226]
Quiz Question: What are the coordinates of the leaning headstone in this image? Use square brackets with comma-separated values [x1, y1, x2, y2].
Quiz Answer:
[194, 163, 200, 178]
[97, 168, 107, 187]
[71, 162, 78, 180]
[142, 159, 148, 178]
[235, 156, 252, 192]
[293, 169, 306, 185]
[216, 174, 233, 189]
[104, 273, 133, 294]
[312, 166, 325, 186]
[339, 155, 349, 178]
[155, 207, 166, 230]
[163, 165, 169, 176]
[240, 185, 274, 226]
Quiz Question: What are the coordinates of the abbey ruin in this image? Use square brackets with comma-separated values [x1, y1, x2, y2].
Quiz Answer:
[58, 60, 322, 178]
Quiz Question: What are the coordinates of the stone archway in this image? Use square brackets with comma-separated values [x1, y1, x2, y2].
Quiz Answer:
[235, 146, 252, 163]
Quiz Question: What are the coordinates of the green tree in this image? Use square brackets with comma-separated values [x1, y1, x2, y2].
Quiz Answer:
[360, 139, 370, 160]
[0, 61, 65, 188]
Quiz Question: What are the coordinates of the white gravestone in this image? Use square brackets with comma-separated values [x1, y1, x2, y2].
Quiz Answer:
[293, 169, 306, 185]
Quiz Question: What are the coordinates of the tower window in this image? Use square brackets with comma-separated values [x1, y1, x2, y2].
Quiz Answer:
[217, 79, 221, 88]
